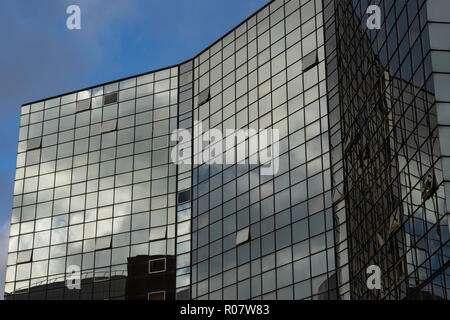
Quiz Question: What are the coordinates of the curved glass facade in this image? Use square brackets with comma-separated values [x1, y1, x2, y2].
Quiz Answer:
[6, 67, 181, 300]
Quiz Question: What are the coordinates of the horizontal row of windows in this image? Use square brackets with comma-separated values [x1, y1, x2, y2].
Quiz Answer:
[9, 216, 178, 248]
[9, 187, 333, 253]
[6, 230, 336, 295]
[19, 98, 179, 143]
[6, 242, 174, 285]
[12, 190, 177, 221]
[21, 68, 179, 115]
[7, 216, 334, 274]
[22, 88, 178, 133]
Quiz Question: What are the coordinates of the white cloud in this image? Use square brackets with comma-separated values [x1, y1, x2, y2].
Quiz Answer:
[0, 221, 10, 300]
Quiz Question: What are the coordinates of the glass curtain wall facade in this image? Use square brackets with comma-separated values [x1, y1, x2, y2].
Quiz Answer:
[324, 0, 450, 299]
[4, 0, 450, 300]
[6, 68, 181, 300]
[187, 0, 338, 300]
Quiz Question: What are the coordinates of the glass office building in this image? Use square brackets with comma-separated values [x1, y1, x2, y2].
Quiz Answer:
[4, 0, 450, 300]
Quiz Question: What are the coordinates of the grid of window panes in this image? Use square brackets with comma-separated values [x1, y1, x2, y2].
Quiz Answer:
[5, 67, 180, 299]
[333, 0, 449, 299]
[189, 0, 339, 300]
[7, 0, 449, 302]
[175, 60, 195, 299]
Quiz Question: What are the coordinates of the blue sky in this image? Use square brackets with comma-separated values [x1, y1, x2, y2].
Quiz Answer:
[0, 0, 269, 299]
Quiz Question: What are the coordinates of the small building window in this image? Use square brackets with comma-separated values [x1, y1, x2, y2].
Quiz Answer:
[26, 149, 41, 166]
[148, 291, 166, 300]
[27, 137, 42, 151]
[101, 119, 117, 133]
[236, 227, 250, 246]
[149, 258, 166, 274]
[198, 88, 210, 106]
[178, 189, 191, 204]
[149, 226, 167, 241]
[17, 250, 33, 264]
[76, 99, 91, 113]
[95, 236, 112, 251]
[104, 92, 118, 106]
[302, 50, 318, 72]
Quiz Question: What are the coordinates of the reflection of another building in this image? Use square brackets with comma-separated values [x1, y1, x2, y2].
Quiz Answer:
[331, 0, 449, 300]
[4, 255, 175, 300]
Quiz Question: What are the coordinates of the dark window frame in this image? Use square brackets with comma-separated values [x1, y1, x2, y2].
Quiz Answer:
[302, 50, 318, 72]
[103, 92, 118, 106]
[178, 189, 192, 204]
[148, 257, 166, 274]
